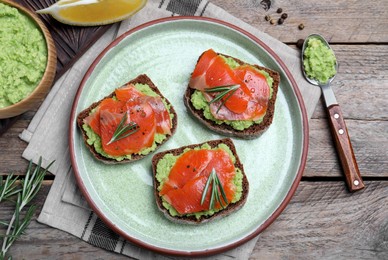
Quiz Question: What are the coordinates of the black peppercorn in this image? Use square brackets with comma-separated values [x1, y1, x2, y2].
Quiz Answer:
[277, 8, 282, 13]
[265, 15, 271, 21]
[278, 18, 284, 25]
[281, 13, 288, 19]
[298, 23, 305, 30]
[296, 39, 304, 49]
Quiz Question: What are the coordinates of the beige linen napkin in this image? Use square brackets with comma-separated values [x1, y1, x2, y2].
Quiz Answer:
[20, 0, 321, 258]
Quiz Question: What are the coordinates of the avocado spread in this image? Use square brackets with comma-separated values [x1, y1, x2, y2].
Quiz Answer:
[303, 38, 337, 84]
[156, 143, 244, 219]
[0, 3, 47, 108]
[191, 55, 274, 131]
[83, 83, 173, 161]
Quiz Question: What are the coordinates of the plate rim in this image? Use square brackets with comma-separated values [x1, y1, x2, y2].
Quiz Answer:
[69, 16, 309, 257]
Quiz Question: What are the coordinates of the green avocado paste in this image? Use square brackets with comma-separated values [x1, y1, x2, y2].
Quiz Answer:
[303, 38, 337, 84]
[156, 143, 244, 220]
[0, 3, 48, 108]
[191, 55, 274, 131]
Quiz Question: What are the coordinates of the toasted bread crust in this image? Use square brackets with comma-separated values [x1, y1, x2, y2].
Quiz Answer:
[77, 74, 177, 164]
[152, 138, 249, 224]
[184, 53, 280, 139]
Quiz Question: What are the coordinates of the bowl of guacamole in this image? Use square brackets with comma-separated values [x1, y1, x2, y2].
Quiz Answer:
[0, 0, 56, 118]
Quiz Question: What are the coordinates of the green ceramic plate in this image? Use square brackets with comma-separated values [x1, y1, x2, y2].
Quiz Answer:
[69, 17, 308, 256]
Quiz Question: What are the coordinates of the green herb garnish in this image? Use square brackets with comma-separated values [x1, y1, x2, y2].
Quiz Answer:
[1, 157, 54, 259]
[200, 168, 228, 210]
[204, 84, 240, 113]
[107, 111, 139, 145]
[0, 173, 21, 203]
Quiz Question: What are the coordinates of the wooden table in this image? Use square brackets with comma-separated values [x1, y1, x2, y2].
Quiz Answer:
[1, 0, 387, 259]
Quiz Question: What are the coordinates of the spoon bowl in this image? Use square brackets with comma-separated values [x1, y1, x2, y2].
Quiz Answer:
[301, 34, 364, 192]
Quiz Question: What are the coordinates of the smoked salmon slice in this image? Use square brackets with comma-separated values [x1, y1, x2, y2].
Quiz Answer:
[83, 84, 171, 157]
[100, 98, 156, 156]
[189, 49, 271, 121]
[160, 148, 236, 214]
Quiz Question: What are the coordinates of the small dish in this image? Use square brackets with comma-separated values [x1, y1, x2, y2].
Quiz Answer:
[0, 0, 56, 119]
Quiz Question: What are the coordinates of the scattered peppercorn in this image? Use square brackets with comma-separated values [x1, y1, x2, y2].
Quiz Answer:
[270, 19, 276, 25]
[265, 15, 271, 21]
[298, 23, 305, 30]
[278, 18, 284, 25]
[281, 13, 288, 19]
[277, 8, 282, 13]
[296, 39, 304, 49]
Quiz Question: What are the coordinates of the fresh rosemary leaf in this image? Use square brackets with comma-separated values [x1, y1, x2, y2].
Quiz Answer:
[200, 171, 213, 205]
[107, 111, 139, 145]
[204, 84, 240, 113]
[200, 168, 229, 210]
[0, 173, 21, 203]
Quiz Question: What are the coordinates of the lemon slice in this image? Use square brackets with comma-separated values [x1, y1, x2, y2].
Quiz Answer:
[36, 0, 147, 26]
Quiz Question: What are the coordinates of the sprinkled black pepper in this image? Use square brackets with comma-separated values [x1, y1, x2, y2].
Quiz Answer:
[298, 23, 305, 30]
[277, 8, 282, 13]
[278, 18, 284, 25]
[281, 13, 288, 19]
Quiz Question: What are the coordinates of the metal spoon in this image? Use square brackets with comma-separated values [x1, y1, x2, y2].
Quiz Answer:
[301, 34, 365, 192]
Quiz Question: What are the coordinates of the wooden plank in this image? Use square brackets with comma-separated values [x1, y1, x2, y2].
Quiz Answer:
[305, 119, 388, 178]
[251, 181, 388, 259]
[213, 0, 388, 43]
[1, 181, 387, 259]
[0, 111, 32, 175]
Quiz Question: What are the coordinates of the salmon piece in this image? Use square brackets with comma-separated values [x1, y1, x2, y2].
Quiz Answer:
[189, 49, 272, 121]
[160, 148, 236, 214]
[83, 108, 101, 135]
[84, 98, 126, 135]
[159, 149, 213, 196]
[234, 65, 270, 120]
[84, 84, 172, 157]
[190, 50, 251, 115]
[145, 96, 172, 135]
[99, 98, 156, 156]
[117, 85, 172, 135]
[115, 83, 144, 101]
[191, 49, 218, 78]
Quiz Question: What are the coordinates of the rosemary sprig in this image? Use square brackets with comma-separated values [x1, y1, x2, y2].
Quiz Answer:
[0, 157, 54, 259]
[204, 84, 240, 113]
[107, 111, 139, 145]
[0, 173, 21, 203]
[200, 168, 228, 210]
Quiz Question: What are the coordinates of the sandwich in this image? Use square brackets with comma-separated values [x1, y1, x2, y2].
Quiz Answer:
[77, 74, 177, 164]
[152, 138, 249, 224]
[184, 49, 280, 139]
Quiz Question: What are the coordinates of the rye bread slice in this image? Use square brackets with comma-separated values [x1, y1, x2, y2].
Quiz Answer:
[77, 74, 177, 164]
[184, 53, 280, 139]
[152, 138, 249, 224]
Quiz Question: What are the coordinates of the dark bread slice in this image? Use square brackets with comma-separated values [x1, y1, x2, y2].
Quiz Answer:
[184, 53, 280, 139]
[77, 74, 177, 164]
[152, 138, 249, 224]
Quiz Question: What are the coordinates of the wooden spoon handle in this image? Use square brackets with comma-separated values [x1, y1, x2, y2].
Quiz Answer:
[327, 104, 365, 192]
